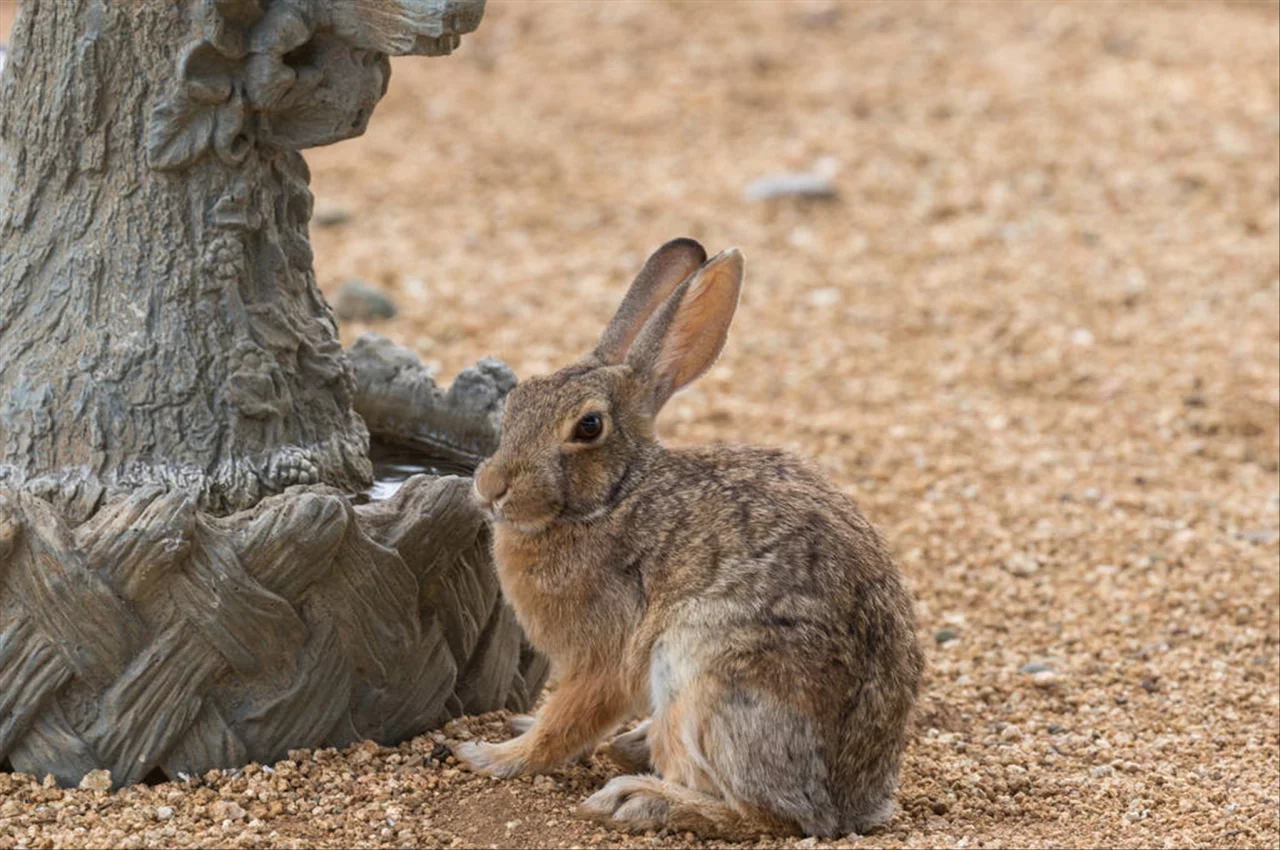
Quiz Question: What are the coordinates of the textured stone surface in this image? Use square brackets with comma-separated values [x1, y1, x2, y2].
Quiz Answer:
[0, 0, 485, 515]
[0, 0, 550, 791]
[349, 333, 514, 467]
[0, 469, 546, 789]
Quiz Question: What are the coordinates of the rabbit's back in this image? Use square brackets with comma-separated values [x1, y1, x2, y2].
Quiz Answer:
[620, 443, 915, 638]
[619, 444, 923, 834]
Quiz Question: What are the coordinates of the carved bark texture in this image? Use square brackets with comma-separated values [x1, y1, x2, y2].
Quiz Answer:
[349, 333, 514, 470]
[0, 0, 483, 515]
[0, 473, 548, 788]
[0, 0, 548, 789]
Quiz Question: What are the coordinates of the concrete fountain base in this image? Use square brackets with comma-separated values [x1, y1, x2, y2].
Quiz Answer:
[0, 336, 545, 788]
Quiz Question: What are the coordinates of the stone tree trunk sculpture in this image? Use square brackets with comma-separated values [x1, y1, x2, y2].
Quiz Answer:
[0, 0, 545, 788]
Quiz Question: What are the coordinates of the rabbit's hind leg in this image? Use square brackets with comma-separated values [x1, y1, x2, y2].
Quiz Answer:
[697, 683, 845, 838]
[578, 774, 786, 841]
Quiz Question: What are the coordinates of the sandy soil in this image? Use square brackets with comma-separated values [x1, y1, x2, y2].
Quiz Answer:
[2, 1, 1278, 848]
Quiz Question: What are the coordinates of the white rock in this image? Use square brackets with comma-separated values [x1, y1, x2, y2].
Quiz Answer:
[210, 800, 247, 821]
[806, 287, 841, 308]
[788, 226, 817, 248]
[156, 806, 175, 821]
[78, 769, 112, 792]
[1005, 553, 1040, 577]
[1071, 328, 1095, 346]
[1033, 669, 1059, 688]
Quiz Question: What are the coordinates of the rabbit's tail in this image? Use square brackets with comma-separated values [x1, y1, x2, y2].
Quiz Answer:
[578, 774, 796, 841]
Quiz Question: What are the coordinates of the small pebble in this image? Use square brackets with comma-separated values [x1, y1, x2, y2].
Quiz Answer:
[1033, 670, 1060, 688]
[1005, 553, 1041, 577]
[313, 205, 352, 227]
[935, 626, 960, 644]
[211, 801, 247, 822]
[806, 287, 841, 308]
[156, 806, 175, 821]
[335, 280, 398, 321]
[78, 770, 112, 792]
[795, 5, 842, 29]
[743, 172, 838, 202]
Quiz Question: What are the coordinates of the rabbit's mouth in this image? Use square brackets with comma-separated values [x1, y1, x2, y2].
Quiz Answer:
[489, 510, 560, 535]
[504, 517, 557, 535]
[472, 471, 564, 533]
[486, 502, 564, 535]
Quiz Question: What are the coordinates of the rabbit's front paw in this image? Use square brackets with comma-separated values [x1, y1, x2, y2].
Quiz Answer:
[452, 739, 530, 779]
[507, 714, 536, 735]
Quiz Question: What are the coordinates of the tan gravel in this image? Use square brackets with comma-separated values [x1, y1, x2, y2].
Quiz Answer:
[3, 1, 1279, 848]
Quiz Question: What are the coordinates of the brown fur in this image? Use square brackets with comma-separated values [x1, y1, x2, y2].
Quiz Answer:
[456, 240, 924, 839]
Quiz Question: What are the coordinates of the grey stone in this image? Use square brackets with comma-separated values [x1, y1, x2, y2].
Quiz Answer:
[934, 627, 960, 644]
[744, 171, 838, 202]
[1020, 662, 1053, 674]
[314, 205, 353, 227]
[336, 280, 399, 321]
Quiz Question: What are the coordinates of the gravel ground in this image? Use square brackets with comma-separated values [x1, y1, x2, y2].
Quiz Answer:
[3, 2, 1278, 848]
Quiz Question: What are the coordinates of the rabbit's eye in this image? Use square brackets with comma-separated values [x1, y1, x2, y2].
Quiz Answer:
[573, 412, 604, 442]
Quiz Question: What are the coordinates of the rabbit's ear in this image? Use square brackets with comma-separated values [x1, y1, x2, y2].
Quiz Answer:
[594, 238, 707, 365]
[627, 248, 744, 411]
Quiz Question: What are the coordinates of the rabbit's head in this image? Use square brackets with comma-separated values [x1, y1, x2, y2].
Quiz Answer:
[474, 238, 744, 533]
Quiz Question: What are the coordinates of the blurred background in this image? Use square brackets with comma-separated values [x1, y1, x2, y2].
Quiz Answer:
[3, 1, 1279, 845]
[307, 1, 1278, 477]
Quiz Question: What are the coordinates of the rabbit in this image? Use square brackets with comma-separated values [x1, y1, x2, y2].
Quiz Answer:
[456, 238, 924, 839]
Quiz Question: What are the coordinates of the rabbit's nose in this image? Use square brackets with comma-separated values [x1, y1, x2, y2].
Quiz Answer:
[473, 464, 509, 508]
